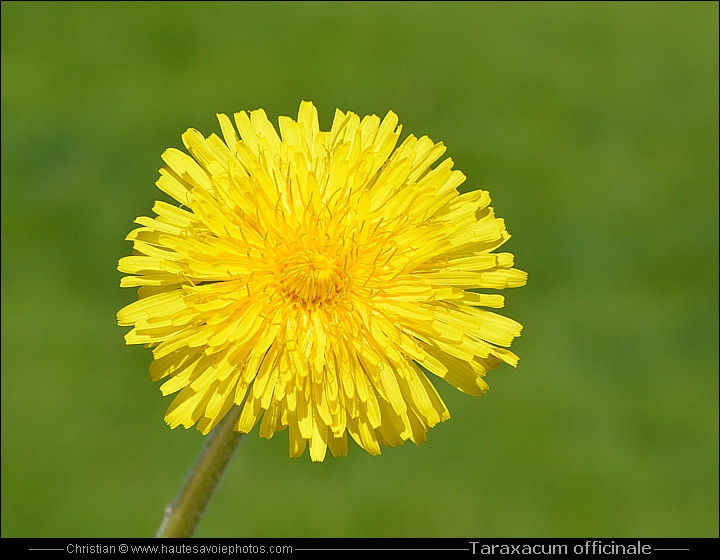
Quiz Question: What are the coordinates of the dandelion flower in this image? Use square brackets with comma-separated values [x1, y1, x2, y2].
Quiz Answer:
[117, 101, 526, 462]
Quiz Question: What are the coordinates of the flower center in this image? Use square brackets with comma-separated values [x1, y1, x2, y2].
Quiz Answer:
[277, 252, 349, 305]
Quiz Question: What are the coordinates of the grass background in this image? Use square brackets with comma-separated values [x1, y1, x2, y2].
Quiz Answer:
[2, 1, 717, 538]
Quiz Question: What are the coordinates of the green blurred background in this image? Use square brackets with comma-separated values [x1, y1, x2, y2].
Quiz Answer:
[2, 1, 717, 538]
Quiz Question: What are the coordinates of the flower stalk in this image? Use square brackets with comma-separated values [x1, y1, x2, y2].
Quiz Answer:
[155, 405, 245, 538]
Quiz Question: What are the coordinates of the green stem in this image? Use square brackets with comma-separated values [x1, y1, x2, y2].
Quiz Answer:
[155, 406, 245, 538]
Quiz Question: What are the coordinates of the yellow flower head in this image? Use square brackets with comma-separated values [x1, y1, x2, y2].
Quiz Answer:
[117, 101, 526, 461]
